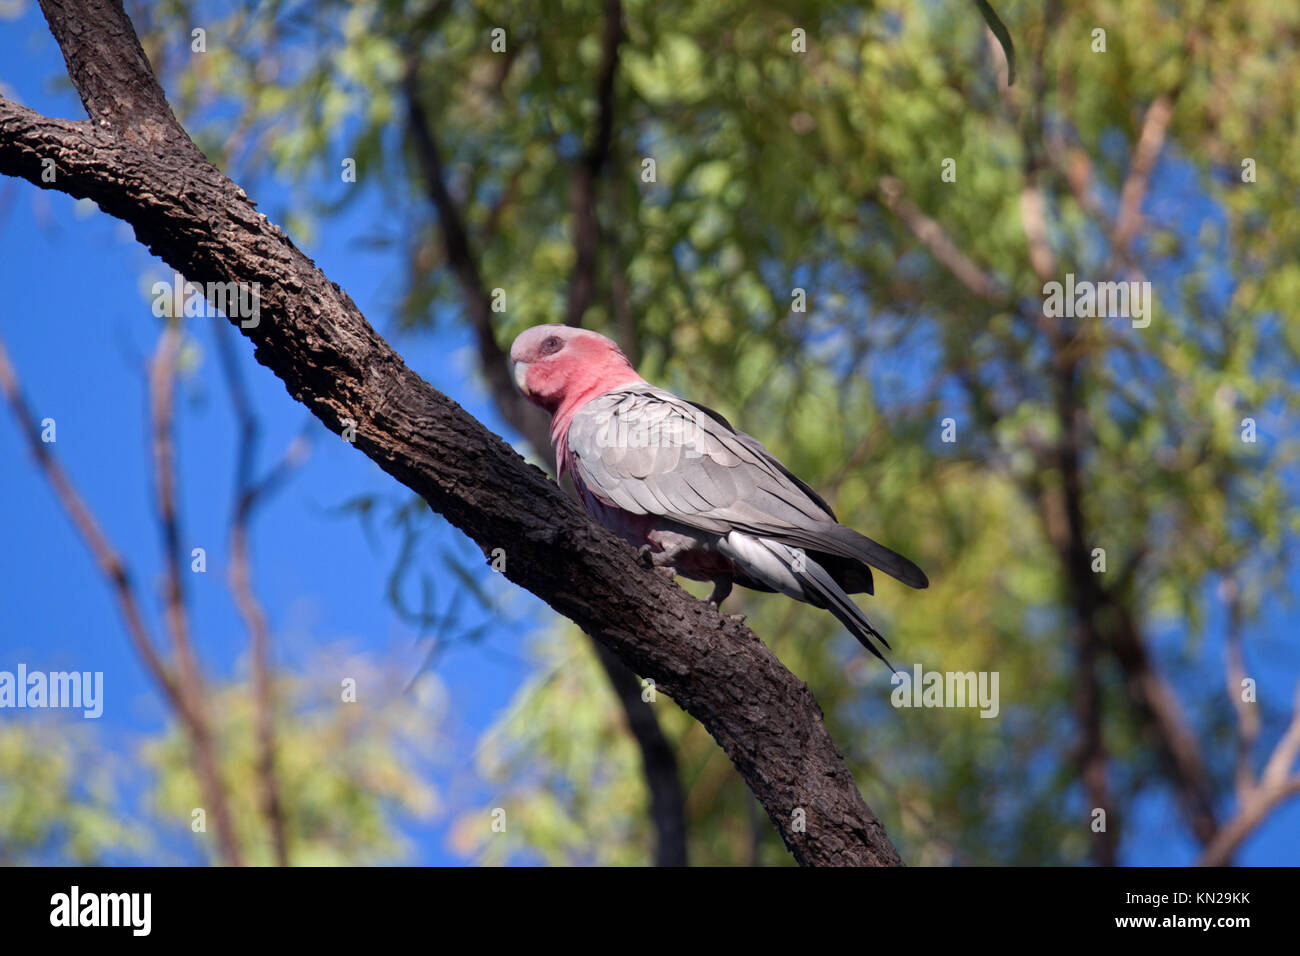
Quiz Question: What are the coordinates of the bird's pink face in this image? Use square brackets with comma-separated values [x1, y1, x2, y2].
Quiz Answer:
[509, 325, 639, 414]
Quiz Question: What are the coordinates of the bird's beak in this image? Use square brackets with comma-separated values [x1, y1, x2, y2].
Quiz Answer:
[512, 360, 531, 396]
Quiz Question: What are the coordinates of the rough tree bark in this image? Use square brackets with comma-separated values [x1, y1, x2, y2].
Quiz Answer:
[0, 0, 903, 866]
[402, 4, 688, 867]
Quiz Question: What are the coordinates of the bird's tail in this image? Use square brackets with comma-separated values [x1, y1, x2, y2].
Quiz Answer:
[764, 539, 896, 669]
[781, 522, 929, 590]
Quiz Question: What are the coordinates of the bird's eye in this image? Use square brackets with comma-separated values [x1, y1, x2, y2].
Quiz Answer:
[540, 335, 563, 355]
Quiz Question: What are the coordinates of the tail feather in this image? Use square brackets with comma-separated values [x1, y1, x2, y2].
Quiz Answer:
[791, 549, 897, 671]
[777, 522, 928, 591]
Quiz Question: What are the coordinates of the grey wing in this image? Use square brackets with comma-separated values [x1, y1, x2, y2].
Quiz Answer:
[567, 387, 928, 589]
[568, 388, 831, 531]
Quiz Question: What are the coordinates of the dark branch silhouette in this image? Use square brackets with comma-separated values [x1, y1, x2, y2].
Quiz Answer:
[401, 9, 687, 866]
[565, 0, 625, 327]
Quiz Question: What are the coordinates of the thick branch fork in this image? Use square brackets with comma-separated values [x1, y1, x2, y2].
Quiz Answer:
[0, 0, 903, 866]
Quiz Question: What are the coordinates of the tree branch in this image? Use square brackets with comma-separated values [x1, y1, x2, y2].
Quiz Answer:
[0, 336, 178, 706]
[1011, 38, 1214, 856]
[0, 1, 901, 866]
[1198, 775, 1300, 867]
[148, 322, 245, 866]
[0, 329, 242, 865]
[212, 314, 308, 867]
[1109, 593, 1220, 846]
[1200, 635, 1300, 866]
[403, 21, 688, 866]
[876, 176, 1006, 302]
[592, 642, 688, 865]
[565, 0, 624, 326]
[1045, 368, 1117, 866]
[1112, 94, 1176, 256]
[37, 0, 189, 148]
[401, 52, 553, 462]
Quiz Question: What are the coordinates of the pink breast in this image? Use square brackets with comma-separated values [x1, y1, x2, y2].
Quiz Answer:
[567, 465, 734, 583]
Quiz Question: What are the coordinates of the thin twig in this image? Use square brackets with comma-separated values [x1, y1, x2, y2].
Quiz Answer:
[212, 315, 310, 866]
[149, 322, 246, 866]
[876, 177, 1005, 302]
[0, 336, 179, 709]
[0, 328, 243, 865]
[1112, 94, 1176, 256]
[1222, 577, 1258, 803]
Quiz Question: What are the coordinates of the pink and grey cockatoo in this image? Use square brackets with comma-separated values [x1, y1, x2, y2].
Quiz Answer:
[509, 324, 928, 664]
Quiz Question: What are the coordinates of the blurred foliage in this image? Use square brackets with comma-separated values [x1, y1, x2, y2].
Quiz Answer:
[142, 653, 442, 865]
[449, 630, 651, 866]
[0, 720, 146, 864]
[0, 655, 441, 865]
[103, 0, 1300, 864]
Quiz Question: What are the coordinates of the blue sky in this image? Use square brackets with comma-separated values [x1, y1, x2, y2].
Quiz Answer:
[1, 2, 1296, 866]
[0, 3, 544, 865]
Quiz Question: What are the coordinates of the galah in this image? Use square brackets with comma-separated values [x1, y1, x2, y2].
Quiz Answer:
[508, 324, 928, 664]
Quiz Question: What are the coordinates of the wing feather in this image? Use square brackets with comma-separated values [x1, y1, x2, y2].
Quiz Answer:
[568, 386, 927, 589]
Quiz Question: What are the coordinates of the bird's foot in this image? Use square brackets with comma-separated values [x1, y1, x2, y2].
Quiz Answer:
[635, 544, 677, 580]
[706, 579, 744, 622]
[706, 576, 734, 609]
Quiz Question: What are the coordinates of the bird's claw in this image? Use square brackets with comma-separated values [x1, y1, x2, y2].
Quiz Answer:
[635, 544, 676, 579]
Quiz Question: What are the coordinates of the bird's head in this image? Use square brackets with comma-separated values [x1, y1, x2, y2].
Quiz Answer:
[509, 324, 642, 414]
